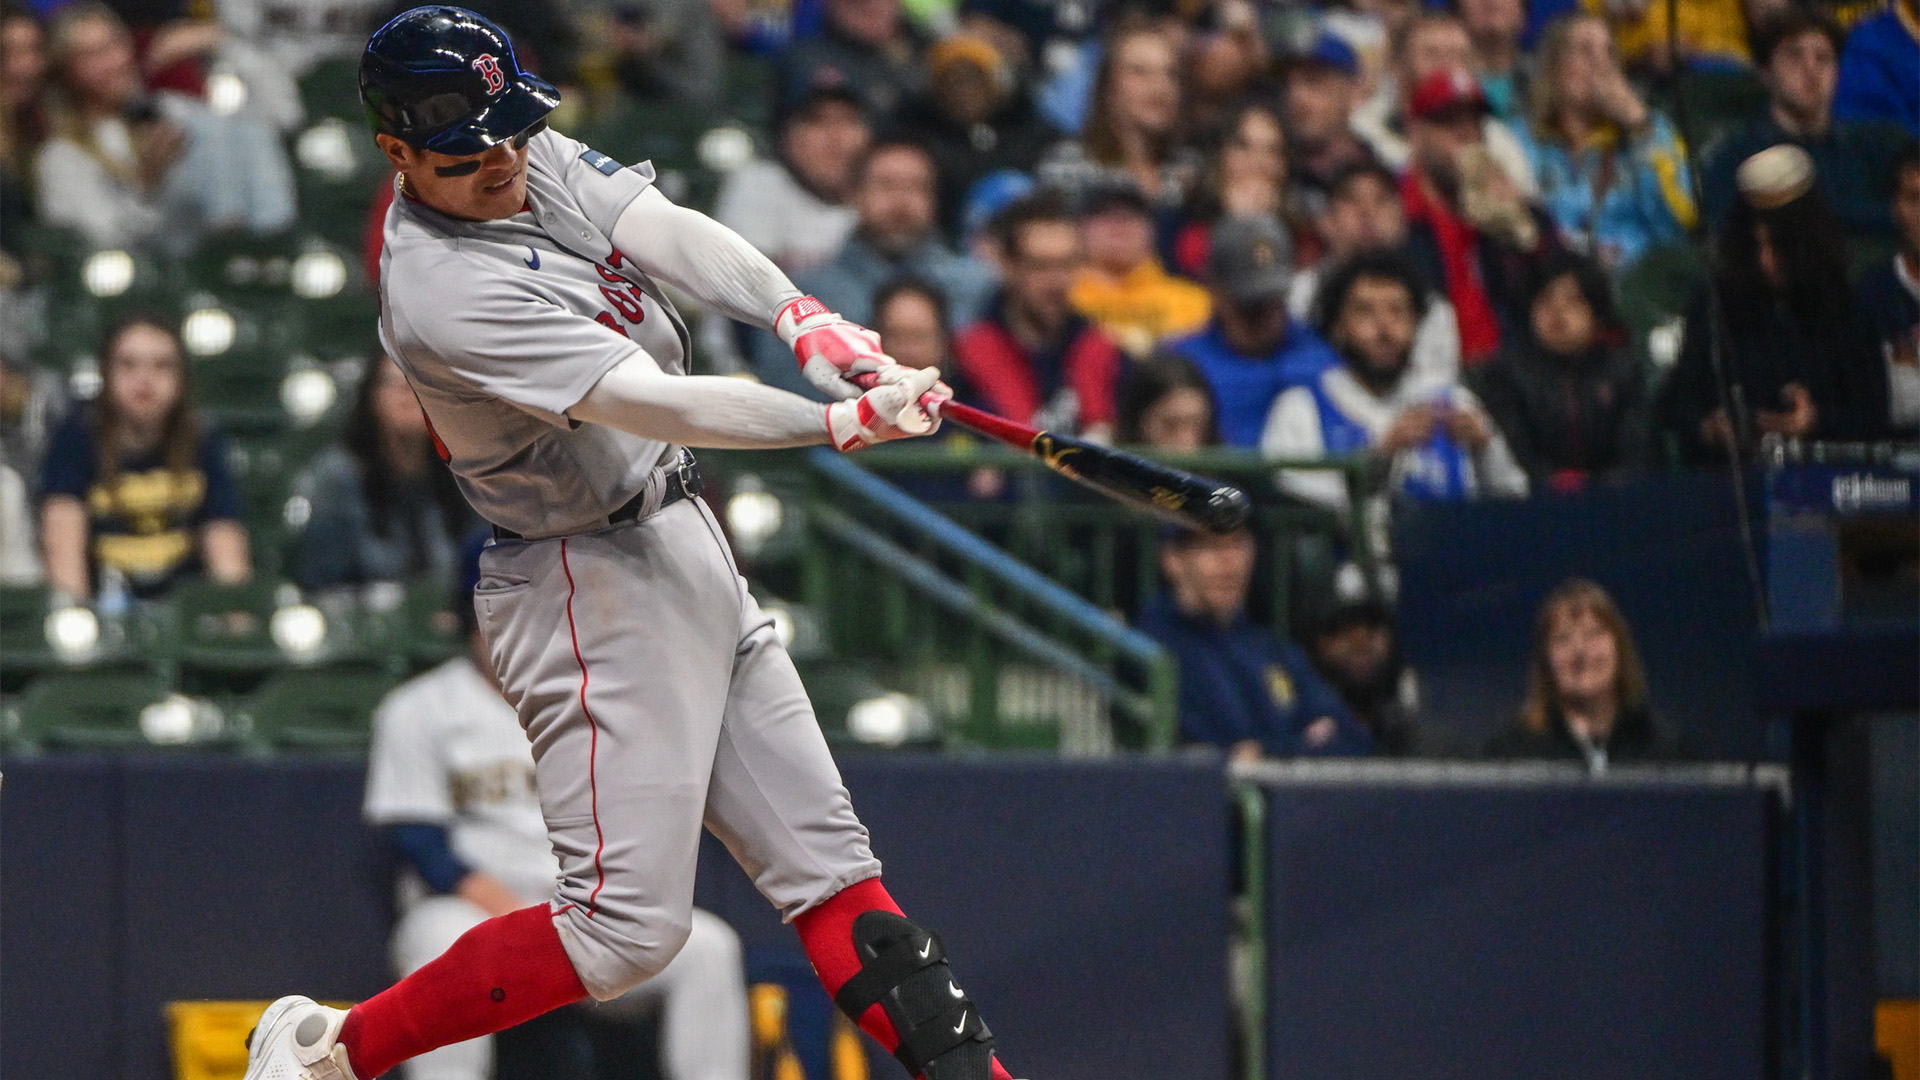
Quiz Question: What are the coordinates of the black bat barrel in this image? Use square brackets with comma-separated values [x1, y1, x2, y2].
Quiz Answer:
[1030, 433, 1251, 535]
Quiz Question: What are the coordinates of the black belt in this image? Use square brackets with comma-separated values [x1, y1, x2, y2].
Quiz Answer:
[491, 450, 703, 541]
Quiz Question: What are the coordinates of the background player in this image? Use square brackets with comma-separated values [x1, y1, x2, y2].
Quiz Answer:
[245, 8, 1027, 1080]
[364, 539, 749, 1080]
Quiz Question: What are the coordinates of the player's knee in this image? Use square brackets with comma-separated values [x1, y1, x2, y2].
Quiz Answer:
[573, 908, 694, 998]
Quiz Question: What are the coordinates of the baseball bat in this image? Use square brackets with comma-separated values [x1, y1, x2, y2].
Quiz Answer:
[851, 372, 1252, 535]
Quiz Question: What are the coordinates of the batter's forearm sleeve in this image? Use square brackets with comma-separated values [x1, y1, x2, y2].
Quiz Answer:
[573, 351, 831, 449]
[389, 822, 472, 894]
[611, 186, 802, 330]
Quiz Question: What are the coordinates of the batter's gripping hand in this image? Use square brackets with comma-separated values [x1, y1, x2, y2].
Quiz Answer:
[825, 365, 949, 451]
[776, 296, 892, 401]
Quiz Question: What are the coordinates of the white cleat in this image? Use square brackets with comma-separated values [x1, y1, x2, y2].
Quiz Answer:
[243, 996, 358, 1080]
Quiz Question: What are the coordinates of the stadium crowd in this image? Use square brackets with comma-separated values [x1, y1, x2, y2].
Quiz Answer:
[0, 0, 1915, 769]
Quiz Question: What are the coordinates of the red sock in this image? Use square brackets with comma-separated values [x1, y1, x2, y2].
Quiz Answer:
[338, 904, 587, 1079]
[794, 878, 1012, 1080]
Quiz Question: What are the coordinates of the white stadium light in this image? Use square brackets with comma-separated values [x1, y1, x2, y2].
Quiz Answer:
[181, 307, 237, 356]
[83, 250, 135, 297]
[270, 603, 327, 655]
[291, 250, 348, 299]
[280, 367, 338, 425]
[296, 118, 360, 179]
[207, 72, 248, 115]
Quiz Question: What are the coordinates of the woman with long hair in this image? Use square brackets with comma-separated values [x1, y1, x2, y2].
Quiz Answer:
[1510, 12, 1695, 271]
[1658, 145, 1883, 464]
[1172, 99, 1301, 277]
[292, 355, 477, 591]
[39, 313, 249, 599]
[1115, 355, 1219, 450]
[1484, 577, 1682, 767]
[1039, 19, 1196, 207]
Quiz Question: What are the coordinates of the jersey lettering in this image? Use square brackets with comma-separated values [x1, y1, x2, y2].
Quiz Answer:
[594, 311, 630, 338]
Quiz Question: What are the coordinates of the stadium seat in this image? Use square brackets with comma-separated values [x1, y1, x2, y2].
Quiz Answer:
[395, 573, 467, 671]
[7, 668, 177, 750]
[234, 667, 399, 750]
[168, 578, 309, 692]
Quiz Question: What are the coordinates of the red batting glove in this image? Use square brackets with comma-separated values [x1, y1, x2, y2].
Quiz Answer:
[776, 295, 893, 401]
[826, 366, 947, 451]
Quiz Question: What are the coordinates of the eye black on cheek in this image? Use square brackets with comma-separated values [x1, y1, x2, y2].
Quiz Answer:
[433, 160, 483, 178]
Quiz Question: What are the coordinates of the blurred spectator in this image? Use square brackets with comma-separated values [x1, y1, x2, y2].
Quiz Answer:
[1584, 0, 1759, 72]
[1, 6, 49, 251]
[1513, 12, 1695, 271]
[1484, 577, 1683, 768]
[1350, 13, 1538, 196]
[1037, 19, 1196, 208]
[0, 348, 66, 586]
[1834, 0, 1918, 137]
[958, 166, 1035, 264]
[872, 276, 951, 372]
[1162, 215, 1340, 447]
[1179, 0, 1267, 136]
[1470, 251, 1647, 490]
[291, 356, 478, 593]
[1115, 355, 1218, 450]
[1660, 145, 1884, 464]
[779, 0, 925, 119]
[1136, 525, 1372, 760]
[211, 0, 388, 79]
[952, 192, 1121, 438]
[601, 0, 726, 112]
[891, 33, 1057, 239]
[36, 3, 295, 254]
[1173, 99, 1294, 278]
[713, 78, 866, 274]
[1401, 67, 1560, 365]
[38, 314, 249, 601]
[1701, 9, 1910, 246]
[365, 562, 749, 1080]
[1308, 595, 1450, 756]
[1279, 33, 1376, 217]
[1068, 180, 1209, 357]
[1855, 142, 1920, 438]
[1456, 0, 1528, 119]
[772, 138, 994, 391]
[1290, 160, 1463, 384]
[1264, 250, 1527, 514]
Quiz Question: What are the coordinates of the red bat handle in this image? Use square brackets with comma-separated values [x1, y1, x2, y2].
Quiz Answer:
[844, 370, 1038, 448]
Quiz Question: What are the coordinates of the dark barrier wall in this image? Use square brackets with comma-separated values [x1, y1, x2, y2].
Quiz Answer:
[1395, 473, 1764, 759]
[0, 754, 1231, 1080]
[1261, 774, 1775, 1080]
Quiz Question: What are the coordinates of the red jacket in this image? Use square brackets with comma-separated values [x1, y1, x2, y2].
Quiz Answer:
[953, 310, 1121, 432]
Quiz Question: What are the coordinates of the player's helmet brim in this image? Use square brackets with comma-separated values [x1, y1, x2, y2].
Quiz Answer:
[417, 72, 559, 157]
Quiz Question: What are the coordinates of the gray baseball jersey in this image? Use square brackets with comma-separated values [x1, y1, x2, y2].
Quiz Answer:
[377, 130, 881, 1004]
[378, 128, 690, 539]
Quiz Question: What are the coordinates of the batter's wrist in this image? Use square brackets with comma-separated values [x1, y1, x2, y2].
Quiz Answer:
[774, 295, 836, 347]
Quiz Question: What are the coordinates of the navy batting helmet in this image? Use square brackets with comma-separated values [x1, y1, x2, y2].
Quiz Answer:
[359, 6, 559, 157]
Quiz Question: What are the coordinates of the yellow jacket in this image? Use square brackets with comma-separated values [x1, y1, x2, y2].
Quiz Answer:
[1587, 0, 1751, 66]
[1070, 260, 1213, 359]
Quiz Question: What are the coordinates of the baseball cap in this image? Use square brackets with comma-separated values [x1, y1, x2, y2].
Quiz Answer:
[1288, 32, 1359, 78]
[777, 63, 867, 127]
[1208, 215, 1295, 304]
[1408, 67, 1490, 121]
[1737, 144, 1816, 210]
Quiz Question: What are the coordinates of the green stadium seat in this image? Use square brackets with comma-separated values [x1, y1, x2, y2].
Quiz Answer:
[298, 59, 367, 125]
[234, 666, 400, 750]
[395, 573, 467, 671]
[1616, 241, 1708, 371]
[167, 577, 373, 692]
[6, 669, 178, 750]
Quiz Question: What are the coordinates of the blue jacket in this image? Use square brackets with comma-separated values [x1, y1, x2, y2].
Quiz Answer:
[1835, 8, 1920, 137]
[1136, 595, 1373, 757]
[1510, 113, 1696, 271]
[1163, 320, 1340, 447]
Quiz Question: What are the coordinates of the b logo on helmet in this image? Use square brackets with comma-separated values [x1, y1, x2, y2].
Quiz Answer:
[472, 54, 506, 95]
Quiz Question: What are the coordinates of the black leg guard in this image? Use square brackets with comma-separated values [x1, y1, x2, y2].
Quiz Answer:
[833, 911, 996, 1079]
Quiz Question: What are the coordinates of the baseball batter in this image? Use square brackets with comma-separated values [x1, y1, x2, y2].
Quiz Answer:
[245, 8, 1025, 1080]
